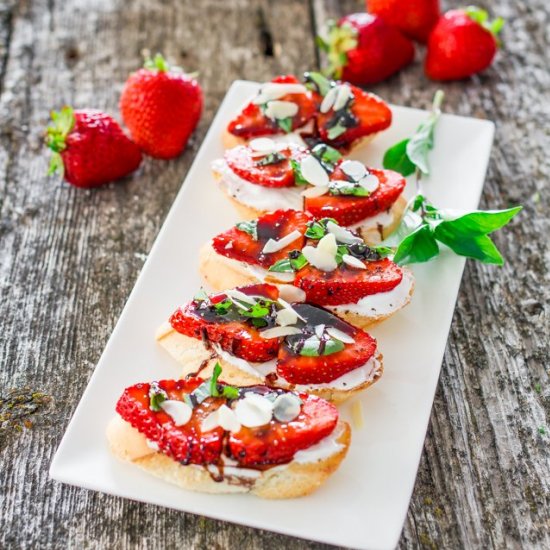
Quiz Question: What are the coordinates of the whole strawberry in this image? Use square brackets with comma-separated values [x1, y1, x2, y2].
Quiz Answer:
[425, 7, 504, 81]
[367, 0, 440, 43]
[319, 13, 415, 86]
[45, 107, 142, 188]
[120, 53, 203, 159]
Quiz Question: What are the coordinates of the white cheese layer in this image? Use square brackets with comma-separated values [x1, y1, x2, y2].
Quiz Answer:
[214, 345, 381, 392]
[326, 269, 414, 317]
[213, 159, 304, 211]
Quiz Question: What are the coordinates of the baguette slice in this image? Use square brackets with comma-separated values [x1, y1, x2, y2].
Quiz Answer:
[107, 415, 351, 498]
[155, 324, 383, 404]
[198, 241, 415, 330]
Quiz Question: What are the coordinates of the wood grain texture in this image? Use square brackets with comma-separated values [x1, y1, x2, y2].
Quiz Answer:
[0, 0, 548, 549]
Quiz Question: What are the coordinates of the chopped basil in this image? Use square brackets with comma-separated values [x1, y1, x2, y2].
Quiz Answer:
[256, 151, 286, 166]
[327, 121, 348, 140]
[289, 251, 308, 270]
[268, 258, 294, 273]
[303, 71, 332, 96]
[222, 385, 239, 399]
[290, 158, 308, 185]
[311, 143, 342, 171]
[305, 220, 327, 239]
[212, 298, 233, 315]
[329, 180, 369, 197]
[149, 383, 168, 412]
[322, 338, 345, 355]
[238, 302, 271, 319]
[209, 363, 223, 397]
[236, 220, 258, 240]
[298, 335, 345, 357]
[277, 117, 293, 133]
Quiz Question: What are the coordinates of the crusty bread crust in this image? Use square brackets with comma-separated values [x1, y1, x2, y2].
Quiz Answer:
[198, 241, 414, 328]
[107, 415, 351, 499]
[155, 326, 383, 404]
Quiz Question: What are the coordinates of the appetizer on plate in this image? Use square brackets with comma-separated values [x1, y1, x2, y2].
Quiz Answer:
[107, 369, 350, 498]
[212, 140, 407, 242]
[223, 72, 392, 153]
[156, 283, 383, 403]
[199, 211, 414, 327]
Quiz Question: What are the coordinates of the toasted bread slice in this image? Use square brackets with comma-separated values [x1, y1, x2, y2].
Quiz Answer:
[155, 324, 383, 404]
[198, 241, 415, 329]
[107, 414, 351, 499]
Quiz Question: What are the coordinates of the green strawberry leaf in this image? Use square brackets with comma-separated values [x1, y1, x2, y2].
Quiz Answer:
[144, 52, 170, 72]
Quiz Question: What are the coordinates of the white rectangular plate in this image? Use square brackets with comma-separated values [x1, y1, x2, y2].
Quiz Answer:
[50, 81, 495, 550]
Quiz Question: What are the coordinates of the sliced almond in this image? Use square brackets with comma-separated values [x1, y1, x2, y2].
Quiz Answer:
[317, 233, 338, 256]
[300, 155, 329, 187]
[217, 404, 242, 432]
[272, 393, 302, 423]
[262, 229, 302, 254]
[225, 289, 257, 305]
[201, 410, 220, 432]
[260, 326, 302, 339]
[234, 394, 274, 428]
[340, 159, 367, 181]
[302, 245, 338, 272]
[301, 185, 329, 198]
[326, 326, 355, 344]
[264, 100, 299, 120]
[277, 285, 306, 303]
[342, 254, 367, 270]
[253, 82, 308, 105]
[249, 137, 277, 152]
[326, 220, 362, 244]
[277, 297, 306, 321]
[358, 173, 379, 193]
[276, 308, 298, 327]
[314, 324, 326, 338]
[319, 86, 338, 113]
[333, 83, 352, 111]
[160, 400, 192, 426]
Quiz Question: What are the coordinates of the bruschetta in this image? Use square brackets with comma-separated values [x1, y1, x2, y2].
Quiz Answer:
[107, 370, 350, 498]
[156, 283, 383, 403]
[199, 211, 414, 328]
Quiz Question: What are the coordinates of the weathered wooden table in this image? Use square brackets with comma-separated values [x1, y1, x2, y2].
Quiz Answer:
[1, 0, 548, 548]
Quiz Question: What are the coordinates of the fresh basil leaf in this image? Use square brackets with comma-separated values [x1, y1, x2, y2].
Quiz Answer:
[393, 225, 439, 265]
[436, 231, 504, 265]
[305, 220, 327, 239]
[304, 71, 332, 96]
[268, 259, 294, 273]
[251, 317, 268, 328]
[436, 206, 522, 237]
[239, 303, 270, 319]
[382, 138, 416, 177]
[311, 143, 342, 171]
[290, 158, 308, 185]
[299, 336, 321, 356]
[222, 385, 240, 400]
[149, 384, 167, 412]
[213, 299, 233, 315]
[209, 362, 223, 397]
[290, 252, 308, 270]
[373, 245, 394, 258]
[194, 289, 209, 302]
[322, 338, 345, 355]
[327, 121, 347, 140]
[335, 245, 349, 265]
[329, 180, 369, 196]
[236, 220, 258, 240]
[256, 151, 286, 166]
[277, 117, 293, 133]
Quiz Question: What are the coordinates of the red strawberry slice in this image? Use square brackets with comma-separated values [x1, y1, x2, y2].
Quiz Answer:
[227, 75, 317, 139]
[304, 168, 405, 226]
[276, 304, 377, 384]
[115, 378, 224, 464]
[211, 209, 311, 268]
[294, 259, 403, 306]
[224, 144, 308, 188]
[316, 86, 392, 150]
[169, 284, 281, 362]
[229, 392, 338, 465]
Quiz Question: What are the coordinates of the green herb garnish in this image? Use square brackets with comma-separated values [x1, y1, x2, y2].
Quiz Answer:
[290, 158, 309, 185]
[311, 143, 342, 172]
[236, 220, 258, 240]
[327, 121, 348, 140]
[329, 180, 370, 197]
[277, 117, 293, 133]
[256, 151, 286, 166]
[149, 383, 168, 412]
[303, 71, 332, 96]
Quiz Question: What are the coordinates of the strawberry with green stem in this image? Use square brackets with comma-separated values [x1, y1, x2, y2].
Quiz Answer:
[45, 106, 142, 188]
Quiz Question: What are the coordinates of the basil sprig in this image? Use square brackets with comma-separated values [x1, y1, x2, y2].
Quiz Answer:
[390, 195, 522, 265]
[383, 90, 444, 177]
[269, 251, 308, 273]
[184, 363, 240, 408]
[149, 383, 168, 412]
[235, 220, 258, 240]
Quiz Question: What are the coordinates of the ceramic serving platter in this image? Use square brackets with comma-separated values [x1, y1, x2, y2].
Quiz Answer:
[50, 81, 495, 550]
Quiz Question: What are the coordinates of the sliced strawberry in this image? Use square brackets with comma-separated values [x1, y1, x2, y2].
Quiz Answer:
[227, 75, 317, 139]
[304, 168, 405, 226]
[169, 284, 281, 362]
[276, 304, 377, 384]
[294, 259, 403, 306]
[224, 144, 307, 188]
[211, 209, 311, 268]
[115, 378, 224, 464]
[317, 85, 392, 150]
[229, 392, 338, 465]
